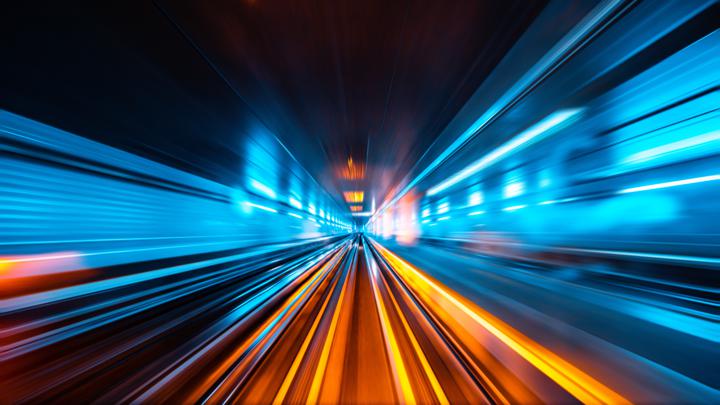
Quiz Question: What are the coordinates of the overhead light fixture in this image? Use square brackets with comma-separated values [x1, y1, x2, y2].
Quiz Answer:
[249, 179, 277, 199]
[343, 191, 364, 203]
[349, 205, 363, 212]
[288, 196, 302, 210]
[339, 157, 366, 180]
[427, 108, 583, 196]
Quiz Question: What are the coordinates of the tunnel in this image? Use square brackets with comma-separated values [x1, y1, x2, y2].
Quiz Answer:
[1, 1, 719, 403]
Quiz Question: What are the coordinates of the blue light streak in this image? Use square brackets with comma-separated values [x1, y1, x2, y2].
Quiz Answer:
[623, 129, 720, 165]
[427, 108, 583, 196]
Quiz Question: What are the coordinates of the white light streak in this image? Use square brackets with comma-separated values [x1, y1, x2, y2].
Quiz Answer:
[502, 204, 527, 212]
[249, 179, 277, 199]
[619, 175, 720, 194]
[244, 201, 277, 213]
[427, 108, 583, 196]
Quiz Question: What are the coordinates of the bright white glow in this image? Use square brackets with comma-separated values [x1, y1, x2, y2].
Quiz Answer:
[503, 204, 527, 212]
[503, 181, 525, 199]
[539, 196, 579, 205]
[249, 179, 276, 199]
[624, 130, 720, 165]
[619, 175, 720, 194]
[351, 211, 373, 217]
[438, 216, 451, 221]
[319, 209, 325, 218]
[468, 210, 485, 216]
[421, 219, 431, 224]
[437, 201, 450, 214]
[421, 208, 430, 218]
[288, 196, 302, 209]
[308, 203, 316, 215]
[288, 212, 302, 219]
[468, 190, 483, 206]
[427, 108, 583, 196]
[244, 201, 277, 213]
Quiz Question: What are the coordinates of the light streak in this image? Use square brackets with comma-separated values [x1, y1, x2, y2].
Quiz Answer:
[287, 212, 302, 219]
[623, 129, 720, 165]
[619, 174, 720, 194]
[427, 109, 583, 196]
[437, 201, 450, 214]
[366, 254, 417, 405]
[503, 181, 525, 199]
[249, 179, 277, 199]
[243, 202, 277, 213]
[288, 196, 302, 209]
[306, 257, 353, 403]
[502, 204, 527, 212]
[469, 190, 483, 206]
[272, 261, 343, 404]
[372, 0, 624, 219]
[372, 242, 630, 405]
[374, 266, 449, 405]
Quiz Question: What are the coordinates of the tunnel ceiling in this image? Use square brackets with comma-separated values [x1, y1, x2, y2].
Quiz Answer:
[0, 0, 546, 213]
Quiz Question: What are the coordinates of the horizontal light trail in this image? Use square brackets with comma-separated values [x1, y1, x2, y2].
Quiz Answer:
[619, 174, 720, 194]
[623, 129, 720, 165]
[249, 179, 277, 199]
[428, 108, 583, 196]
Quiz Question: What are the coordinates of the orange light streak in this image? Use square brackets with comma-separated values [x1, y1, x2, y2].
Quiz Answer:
[368, 259, 417, 405]
[374, 262, 449, 405]
[186, 247, 347, 403]
[372, 241, 631, 405]
[306, 253, 354, 403]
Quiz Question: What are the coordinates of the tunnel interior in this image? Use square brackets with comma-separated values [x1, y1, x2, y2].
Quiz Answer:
[1, 1, 719, 403]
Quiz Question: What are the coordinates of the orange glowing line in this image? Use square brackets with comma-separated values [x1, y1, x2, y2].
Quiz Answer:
[368, 262, 417, 405]
[378, 269, 449, 405]
[349, 205, 363, 212]
[373, 242, 630, 405]
[191, 248, 345, 403]
[306, 257, 353, 403]
[273, 262, 342, 404]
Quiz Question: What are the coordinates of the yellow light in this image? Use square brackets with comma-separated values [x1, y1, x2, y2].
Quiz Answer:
[350, 205, 363, 212]
[343, 191, 364, 203]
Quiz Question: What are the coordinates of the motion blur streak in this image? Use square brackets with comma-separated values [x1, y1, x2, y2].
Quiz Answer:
[371, 241, 629, 405]
[2, 0, 720, 403]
